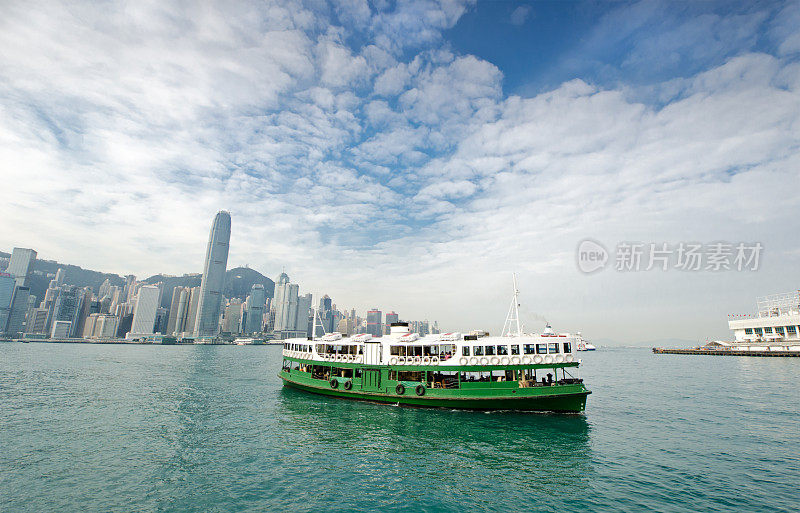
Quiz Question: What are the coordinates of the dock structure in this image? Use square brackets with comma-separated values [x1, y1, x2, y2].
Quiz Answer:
[653, 347, 800, 357]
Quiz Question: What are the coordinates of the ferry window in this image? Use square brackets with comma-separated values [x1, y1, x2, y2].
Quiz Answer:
[775, 327, 785, 335]
[744, 328, 753, 335]
[523, 344, 535, 355]
[548, 343, 559, 353]
[391, 346, 400, 356]
[563, 342, 571, 353]
[474, 346, 484, 356]
[388, 370, 397, 380]
[765, 327, 773, 334]
[536, 343, 547, 354]
[355, 369, 362, 378]
[511, 345, 520, 355]
[485, 345, 495, 356]
[787, 326, 797, 335]
[497, 345, 508, 355]
[462, 346, 470, 357]
[755, 328, 763, 335]
[398, 371, 422, 382]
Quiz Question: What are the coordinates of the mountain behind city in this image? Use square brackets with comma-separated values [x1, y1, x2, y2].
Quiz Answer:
[0, 250, 275, 308]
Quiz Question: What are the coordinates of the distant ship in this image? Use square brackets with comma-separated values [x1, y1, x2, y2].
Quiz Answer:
[575, 332, 596, 351]
[277, 277, 591, 412]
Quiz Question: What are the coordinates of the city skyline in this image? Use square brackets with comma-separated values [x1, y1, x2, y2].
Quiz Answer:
[1, 1, 799, 341]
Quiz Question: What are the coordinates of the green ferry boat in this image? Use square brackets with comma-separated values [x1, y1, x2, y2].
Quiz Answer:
[278, 320, 590, 412]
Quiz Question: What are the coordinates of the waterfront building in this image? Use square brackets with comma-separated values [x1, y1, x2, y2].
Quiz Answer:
[184, 286, 201, 335]
[7, 248, 37, 288]
[336, 317, 349, 335]
[95, 314, 119, 338]
[50, 286, 82, 338]
[296, 293, 312, 335]
[194, 211, 231, 337]
[223, 298, 243, 333]
[54, 268, 66, 285]
[50, 320, 72, 338]
[385, 311, 399, 335]
[366, 309, 382, 338]
[74, 288, 93, 337]
[724, 291, 800, 350]
[130, 285, 160, 335]
[318, 295, 333, 335]
[25, 308, 48, 334]
[0, 273, 15, 332]
[245, 284, 266, 334]
[166, 286, 188, 334]
[6, 286, 30, 336]
[273, 272, 292, 331]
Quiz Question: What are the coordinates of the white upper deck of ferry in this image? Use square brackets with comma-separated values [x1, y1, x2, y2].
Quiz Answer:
[281, 322, 579, 367]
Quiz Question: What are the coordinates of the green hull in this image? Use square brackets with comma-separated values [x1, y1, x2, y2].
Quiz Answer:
[279, 369, 590, 413]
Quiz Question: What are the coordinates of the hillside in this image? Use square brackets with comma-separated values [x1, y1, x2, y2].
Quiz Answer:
[144, 266, 275, 308]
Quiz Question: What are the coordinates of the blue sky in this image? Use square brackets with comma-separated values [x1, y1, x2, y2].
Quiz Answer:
[1, 0, 799, 342]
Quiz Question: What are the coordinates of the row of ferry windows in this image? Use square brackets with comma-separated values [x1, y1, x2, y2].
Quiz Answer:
[744, 326, 799, 336]
[463, 343, 571, 357]
[284, 343, 311, 352]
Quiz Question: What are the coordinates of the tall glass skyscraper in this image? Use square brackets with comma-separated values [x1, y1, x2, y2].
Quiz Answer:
[194, 211, 231, 337]
[7, 248, 37, 288]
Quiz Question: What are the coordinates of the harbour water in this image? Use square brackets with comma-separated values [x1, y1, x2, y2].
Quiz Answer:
[1, 343, 798, 512]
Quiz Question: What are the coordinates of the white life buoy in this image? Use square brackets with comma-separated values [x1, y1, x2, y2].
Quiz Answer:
[389, 357, 398, 365]
[490, 356, 500, 365]
[522, 356, 531, 364]
[469, 357, 478, 365]
[422, 356, 431, 364]
[500, 356, 509, 365]
[555, 354, 564, 363]
[544, 355, 554, 364]
[534, 355, 543, 364]
[566, 354, 574, 362]
[459, 357, 468, 365]
[431, 356, 439, 364]
[413, 356, 421, 364]
[511, 356, 520, 365]
[479, 357, 488, 366]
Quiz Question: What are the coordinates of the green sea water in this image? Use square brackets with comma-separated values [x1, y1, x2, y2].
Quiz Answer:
[1, 343, 798, 512]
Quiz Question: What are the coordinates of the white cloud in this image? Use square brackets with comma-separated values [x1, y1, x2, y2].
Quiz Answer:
[1, 0, 799, 343]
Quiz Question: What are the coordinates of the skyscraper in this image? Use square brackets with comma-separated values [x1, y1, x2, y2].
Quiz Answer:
[245, 284, 266, 334]
[296, 293, 312, 335]
[7, 248, 37, 288]
[166, 286, 188, 335]
[184, 286, 201, 335]
[130, 285, 160, 335]
[5, 286, 30, 336]
[366, 309, 383, 337]
[273, 272, 291, 331]
[194, 211, 231, 337]
[0, 273, 15, 332]
[385, 311, 399, 334]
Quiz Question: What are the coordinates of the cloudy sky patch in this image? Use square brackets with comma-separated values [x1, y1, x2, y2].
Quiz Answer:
[1, 0, 799, 342]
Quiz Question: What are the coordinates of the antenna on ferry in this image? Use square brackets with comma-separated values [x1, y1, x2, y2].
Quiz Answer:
[502, 273, 522, 337]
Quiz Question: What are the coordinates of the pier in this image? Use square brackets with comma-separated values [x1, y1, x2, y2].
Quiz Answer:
[653, 347, 800, 357]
